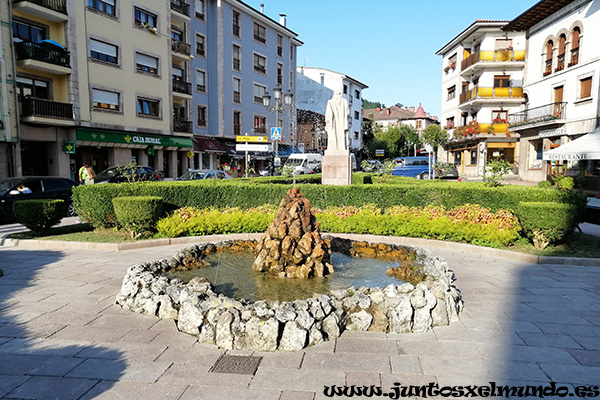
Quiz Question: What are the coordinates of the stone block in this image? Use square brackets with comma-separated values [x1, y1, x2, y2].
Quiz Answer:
[322, 154, 351, 186]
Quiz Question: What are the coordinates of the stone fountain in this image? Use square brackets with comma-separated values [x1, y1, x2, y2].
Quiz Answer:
[252, 187, 334, 278]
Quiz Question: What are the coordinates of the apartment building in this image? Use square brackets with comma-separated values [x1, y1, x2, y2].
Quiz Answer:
[504, 0, 600, 183]
[296, 66, 368, 152]
[1, 0, 301, 179]
[436, 21, 526, 177]
[0, 0, 18, 179]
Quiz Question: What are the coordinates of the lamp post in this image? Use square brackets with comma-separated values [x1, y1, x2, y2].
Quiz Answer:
[263, 86, 293, 173]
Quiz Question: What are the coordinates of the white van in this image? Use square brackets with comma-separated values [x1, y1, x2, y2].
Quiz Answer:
[284, 153, 322, 175]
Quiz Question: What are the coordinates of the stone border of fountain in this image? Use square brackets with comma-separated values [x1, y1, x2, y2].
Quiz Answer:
[116, 237, 463, 351]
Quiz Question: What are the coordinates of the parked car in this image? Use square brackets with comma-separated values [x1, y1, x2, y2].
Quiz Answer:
[0, 176, 78, 224]
[95, 165, 160, 183]
[362, 160, 382, 172]
[434, 163, 459, 179]
[391, 157, 459, 180]
[309, 162, 322, 174]
[176, 169, 232, 180]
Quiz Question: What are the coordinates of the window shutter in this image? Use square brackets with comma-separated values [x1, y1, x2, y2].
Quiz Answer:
[92, 89, 118, 105]
[90, 39, 117, 57]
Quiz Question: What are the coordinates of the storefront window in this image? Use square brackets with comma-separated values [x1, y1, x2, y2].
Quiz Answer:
[470, 150, 477, 165]
[528, 140, 543, 170]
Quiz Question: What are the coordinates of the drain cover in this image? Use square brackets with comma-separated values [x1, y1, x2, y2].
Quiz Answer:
[209, 355, 263, 375]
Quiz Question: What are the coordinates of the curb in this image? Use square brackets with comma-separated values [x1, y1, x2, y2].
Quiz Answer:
[2, 232, 600, 267]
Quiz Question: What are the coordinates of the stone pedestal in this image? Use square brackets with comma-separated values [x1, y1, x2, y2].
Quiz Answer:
[321, 150, 351, 186]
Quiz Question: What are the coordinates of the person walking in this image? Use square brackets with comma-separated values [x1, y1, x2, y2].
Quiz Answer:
[78, 163, 89, 184]
[84, 164, 97, 185]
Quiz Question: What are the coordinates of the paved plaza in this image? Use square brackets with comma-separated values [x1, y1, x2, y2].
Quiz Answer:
[1, 229, 599, 399]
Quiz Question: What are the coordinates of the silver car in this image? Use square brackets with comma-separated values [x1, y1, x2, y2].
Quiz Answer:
[176, 169, 232, 180]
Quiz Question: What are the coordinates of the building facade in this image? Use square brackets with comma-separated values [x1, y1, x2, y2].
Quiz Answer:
[296, 66, 368, 153]
[436, 21, 526, 177]
[504, 0, 600, 182]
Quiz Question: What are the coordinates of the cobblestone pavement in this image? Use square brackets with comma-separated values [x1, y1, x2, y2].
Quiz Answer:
[1, 238, 599, 400]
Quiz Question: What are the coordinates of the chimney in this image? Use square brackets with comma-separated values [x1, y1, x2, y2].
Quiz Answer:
[279, 14, 287, 27]
[376, 107, 381, 112]
[260, 3, 264, 13]
[409, 107, 415, 112]
[386, 109, 391, 116]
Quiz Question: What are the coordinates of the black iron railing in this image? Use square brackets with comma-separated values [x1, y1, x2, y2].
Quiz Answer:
[14, 0, 66, 14]
[508, 102, 567, 127]
[14, 41, 70, 68]
[21, 97, 73, 120]
[171, 40, 191, 56]
[173, 119, 192, 132]
[172, 79, 192, 95]
[170, 0, 189, 16]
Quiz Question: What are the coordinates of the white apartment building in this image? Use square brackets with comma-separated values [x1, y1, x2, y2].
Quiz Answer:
[436, 21, 526, 177]
[296, 66, 368, 152]
[504, 0, 600, 182]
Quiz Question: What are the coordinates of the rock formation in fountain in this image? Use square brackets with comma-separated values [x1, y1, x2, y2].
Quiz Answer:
[252, 187, 334, 278]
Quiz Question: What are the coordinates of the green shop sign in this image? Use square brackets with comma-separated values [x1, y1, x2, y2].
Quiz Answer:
[62, 141, 76, 154]
[76, 128, 192, 148]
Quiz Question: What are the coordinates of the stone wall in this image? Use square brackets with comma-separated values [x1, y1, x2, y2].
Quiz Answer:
[116, 239, 463, 351]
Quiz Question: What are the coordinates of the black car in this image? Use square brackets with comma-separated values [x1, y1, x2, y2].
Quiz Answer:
[0, 176, 77, 224]
[95, 165, 160, 183]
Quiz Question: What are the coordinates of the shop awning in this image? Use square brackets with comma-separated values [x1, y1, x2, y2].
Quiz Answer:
[543, 130, 600, 161]
[194, 137, 226, 154]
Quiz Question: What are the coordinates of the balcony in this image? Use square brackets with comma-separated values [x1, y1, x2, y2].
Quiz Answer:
[172, 79, 192, 96]
[459, 86, 524, 105]
[460, 50, 525, 73]
[20, 97, 74, 126]
[508, 102, 567, 131]
[171, 40, 191, 60]
[173, 118, 192, 133]
[452, 121, 512, 139]
[14, 41, 71, 74]
[12, 0, 67, 22]
[170, 0, 190, 18]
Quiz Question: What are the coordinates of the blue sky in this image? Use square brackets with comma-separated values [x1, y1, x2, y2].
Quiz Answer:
[250, 0, 536, 118]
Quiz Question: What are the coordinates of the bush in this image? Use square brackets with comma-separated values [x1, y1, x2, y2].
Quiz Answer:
[516, 202, 578, 249]
[537, 180, 552, 188]
[13, 199, 65, 236]
[112, 196, 163, 238]
[551, 175, 574, 191]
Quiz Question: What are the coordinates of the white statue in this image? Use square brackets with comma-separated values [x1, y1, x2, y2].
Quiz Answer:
[325, 90, 349, 152]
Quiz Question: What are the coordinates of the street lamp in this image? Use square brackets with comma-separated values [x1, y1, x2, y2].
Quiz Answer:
[263, 86, 293, 172]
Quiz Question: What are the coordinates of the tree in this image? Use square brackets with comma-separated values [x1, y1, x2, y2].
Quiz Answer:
[363, 99, 386, 109]
[421, 124, 448, 155]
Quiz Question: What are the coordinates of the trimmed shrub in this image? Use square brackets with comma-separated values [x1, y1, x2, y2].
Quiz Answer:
[537, 180, 552, 188]
[516, 202, 577, 249]
[13, 199, 65, 236]
[112, 196, 163, 238]
[551, 175, 575, 191]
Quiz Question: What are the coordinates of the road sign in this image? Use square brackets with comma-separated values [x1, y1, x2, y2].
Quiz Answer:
[235, 143, 271, 152]
[375, 149, 385, 157]
[186, 151, 194, 159]
[270, 127, 282, 140]
[236, 135, 269, 143]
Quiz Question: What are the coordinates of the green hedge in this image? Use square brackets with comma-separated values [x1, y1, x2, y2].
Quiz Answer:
[516, 202, 578, 249]
[112, 196, 163, 237]
[13, 199, 65, 236]
[73, 180, 587, 229]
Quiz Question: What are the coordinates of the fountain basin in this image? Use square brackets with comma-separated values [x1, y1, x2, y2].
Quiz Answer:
[116, 237, 463, 351]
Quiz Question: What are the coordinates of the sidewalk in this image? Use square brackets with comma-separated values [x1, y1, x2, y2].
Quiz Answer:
[1, 234, 599, 399]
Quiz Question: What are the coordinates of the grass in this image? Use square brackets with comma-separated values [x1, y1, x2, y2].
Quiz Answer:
[9, 223, 133, 243]
[506, 232, 600, 258]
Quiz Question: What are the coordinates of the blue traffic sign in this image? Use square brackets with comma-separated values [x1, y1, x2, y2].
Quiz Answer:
[271, 127, 282, 140]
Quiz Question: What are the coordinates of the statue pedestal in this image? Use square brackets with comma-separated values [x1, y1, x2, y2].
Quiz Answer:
[322, 150, 351, 186]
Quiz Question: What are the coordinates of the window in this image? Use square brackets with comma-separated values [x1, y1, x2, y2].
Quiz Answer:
[89, 39, 118, 64]
[277, 34, 283, 57]
[492, 110, 508, 124]
[556, 34, 566, 72]
[196, 34, 206, 57]
[195, 69, 206, 92]
[232, 44, 241, 71]
[470, 150, 477, 165]
[447, 85, 456, 100]
[354, 111, 359, 120]
[493, 75, 510, 88]
[253, 22, 266, 44]
[137, 97, 159, 117]
[355, 90, 360, 99]
[233, 77, 241, 104]
[254, 115, 266, 133]
[195, 0, 205, 21]
[171, 28, 183, 42]
[135, 53, 158, 74]
[172, 66, 184, 81]
[253, 53, 266, 74]
[197, 105, 207, 127]
[320, 73, 325, 85]
[87, 0, 115, 16]
[495, 39, 512, 50]
[173, 105, 186, 120]
[253, 84, 266, 103]
[134, 8, 157, 28]
[580, 77, 592, 99]
[416, 120, 423, 129]
[16, 76, 49, 100]
[445, 117, 454, 129]
[354, 132, 359, 140]
[544, 40, 553, 76]
[570, 27, 580, 67]
[12, 20, 45, 42]
[92, 88, 119, 111]
[232, 10, 240, 38]
[233, 110, 241, 135]
[343, 84, 348, 95]
[277, 63, 283, 86]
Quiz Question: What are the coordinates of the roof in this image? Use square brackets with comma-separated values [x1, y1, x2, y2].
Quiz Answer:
[436, 20, 511, 55]
[363, 106, 416, 121]
[503, 0, 576, 31]
[414, 103, 428, 118]
[297, 109, 325, 124]
[299, 67, 369, 89]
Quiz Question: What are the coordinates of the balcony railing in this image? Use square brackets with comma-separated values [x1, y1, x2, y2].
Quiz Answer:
[173, 118, 192, 132]
[14, 0, 67, 15]
[508, 102, 567, 128]
[459, 86, 524, 104]
[172, 79, 191, 95]
[568, 48, 579, 67]
[556, 53, 565, 72]
[461, 50, 525, 70]
[170, 0, 189, 16]
[543, 59, 552, 76]
[14, 41, 70, 68]
[21, 97, 73, 120]
[171, 40, 191, 56]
